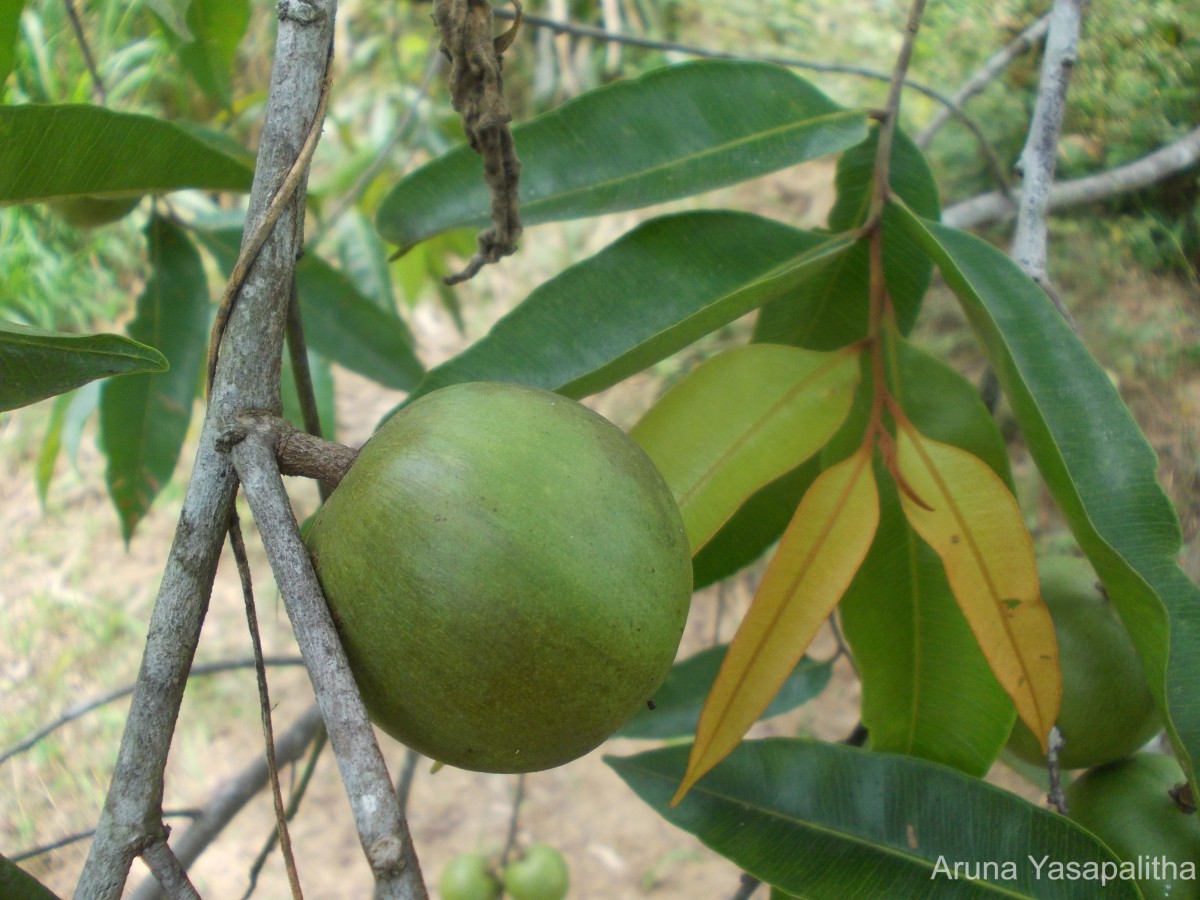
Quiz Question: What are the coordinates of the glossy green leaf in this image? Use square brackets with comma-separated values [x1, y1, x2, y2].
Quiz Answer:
[201, 229, 424, 392]
[0, 321, 167, 412]
[894, 202, 1200, 791]
[377, 60, 868, 250]
[840, 341, 1016, 776]
[617, 645, 833, 740]
[0, 105, 254, 204]
[408, 212, 855, 404]
[631, 344, 860, 552]
[0, 851, 61, 900]
[608, 739, 1137, 899]
[753, 126, 939, 350]
[175, 0, 250, 105]
[100, 216, 209, 540]
[0, 1, 24, 90]
[692, 459, 819, 590]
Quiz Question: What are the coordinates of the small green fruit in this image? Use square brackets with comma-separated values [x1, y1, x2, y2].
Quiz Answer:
[48, 195, 142, 228]
[305, 382, 692, 773]
[1007, 554, 1161, 769]
[504, 844, 569, 900]
[1066, 753, 1200, 900]
[439, 853, 500, 900]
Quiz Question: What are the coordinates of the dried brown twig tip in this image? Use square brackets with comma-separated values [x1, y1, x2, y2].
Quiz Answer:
[434, 0, 524, 285]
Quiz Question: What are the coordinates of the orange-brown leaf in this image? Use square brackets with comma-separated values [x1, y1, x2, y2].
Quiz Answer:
[894, 423, 1061, 752]
[671, 447, 879, 804]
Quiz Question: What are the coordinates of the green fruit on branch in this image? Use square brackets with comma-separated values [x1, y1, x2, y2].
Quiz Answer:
[503, 844, 569, 900]
[1066, 753, 1200, 900]
[48, 195, 142, 228]
[305, 382, 692, 773]
[1007, 554, 1161, 770]
[439, 852, 501, 900]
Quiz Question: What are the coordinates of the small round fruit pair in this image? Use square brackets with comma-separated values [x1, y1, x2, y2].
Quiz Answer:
[440, 853, 500, 900]
[1006, 554, 1161, 769]
[504, 844, 569, 900]
[1066, 753, 1200, 900]
[305, 382, 692, 773]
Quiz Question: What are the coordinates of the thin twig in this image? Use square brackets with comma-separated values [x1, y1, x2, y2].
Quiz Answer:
[207, 60, 335, 396]
[63, 0, 107, 103]
[141, 837, 201, 900]
[0, 658, 305, 765]
[244, 725, 328, 899]
[917, 14, 1050, 148]
[729, 872, 762, 900]
[494, 6, 1012, 198]
[129, 707, 326, 900]
[1010, 0, 1085, 324]
[230, 512, 304, 899]
[284, 278, 333, 503]
[868, 0, 928, 221]
[228, 424, 426, 898]
[498, 774, 527, 872]
[395, 749, 420, 814]
[943, 125, 1200, 230]
[11, 811, 202, 864]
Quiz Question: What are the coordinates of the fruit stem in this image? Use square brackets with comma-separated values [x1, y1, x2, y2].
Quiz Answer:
[236, 411, 359, 488]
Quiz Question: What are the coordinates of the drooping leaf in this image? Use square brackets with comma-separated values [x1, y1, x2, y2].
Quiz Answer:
[146, 0, 193, 40]
[175, 0, 250, 106]
[0, 851, 61, 900]
[34, 390, 71, 506]
[608, 739, 1138, 899]
[753, 126, 939, 350]
[200, 228, 424, 392]
[377, 60, 868, 250]
[840, 341, 1016, 776]
[407, 211, 855, 404]
[617, 645, 833, 741]
[894, 203, 1200, 791]
[632, 344, 860, 553]
[100, 215, 209, 540]
[0, 105, 254, 204]
[894, 421, 1060, 752]
[692, 459, 820, 590]
[0, 321, 167, 412]
[281, 348, 335, 439]
[0, 1, 25, 90]
[674, 448, 878, 802]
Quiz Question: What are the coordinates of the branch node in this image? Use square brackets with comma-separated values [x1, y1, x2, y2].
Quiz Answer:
[277, 0, 325, 24]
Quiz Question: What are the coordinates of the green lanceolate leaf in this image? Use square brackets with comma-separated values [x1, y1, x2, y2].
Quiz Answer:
[0, 1, 25, 90]
[100, 215, 209, 540]
[840, 341, 1016, 776]
[609, 739, 1137, 899]
[894, 202, 1200, 792]
[754, 126, 939, 350]
[692, 458, 820, 590]
[281, 348, 335, 438]
[377, 60, 868, 250]
[0, 321, 166, 412]
[200, 228, 424, 392]
[0, 105, 254, 204]
[175, 0, 250, 106]
[407, 212, 855, 404]
[631, 343, 860, 553]
[618, 645, 832, 741]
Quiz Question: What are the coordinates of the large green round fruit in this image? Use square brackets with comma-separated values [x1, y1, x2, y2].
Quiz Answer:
[305, 382, 692, 773]
[1066, 753, 1200, 900]
[439, 852, 500, 900]
[503, 844, 569, 900]
[1007, 554, 1161, 769]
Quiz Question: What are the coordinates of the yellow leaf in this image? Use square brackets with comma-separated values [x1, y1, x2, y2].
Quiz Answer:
[671, 447, 879, 804]
[894, 423, 1061, 752]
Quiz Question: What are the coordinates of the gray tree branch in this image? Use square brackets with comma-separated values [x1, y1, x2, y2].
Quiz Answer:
[228, 426, 427, 899]
[74, 3, 341, 897]
[942, 125, 1200, 230]
[916, 14, 1050, 148]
